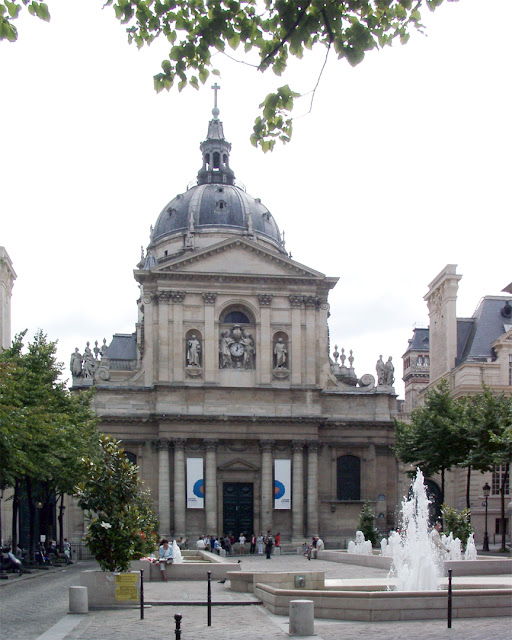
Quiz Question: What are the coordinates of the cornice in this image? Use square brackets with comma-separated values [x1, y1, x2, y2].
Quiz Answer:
[98, 413, 323, 425]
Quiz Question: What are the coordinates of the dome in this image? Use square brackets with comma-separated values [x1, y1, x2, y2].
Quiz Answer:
[149, 93, 285, 255]
[152, 183, 282, 246]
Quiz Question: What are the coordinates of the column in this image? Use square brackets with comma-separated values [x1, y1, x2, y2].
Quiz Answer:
[155, 440, 171, 536]
[304, 296, 317, 385]
[260, 440, 275, 534]
[142, 292, 155, 386]
[158, 292, 171, 382]
[289, 296, 303, 385]
[258, 295, 272, 384]
[173, 438, 186, 537]
[171, 292, 186, 382]
[307, 442, 319, 537]
[202, 292, 217, 383]
[204, 439, 218, 534]
[292, 441, 305, 543]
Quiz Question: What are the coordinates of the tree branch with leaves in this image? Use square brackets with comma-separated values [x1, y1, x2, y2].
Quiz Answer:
[1, 0, 453, 150]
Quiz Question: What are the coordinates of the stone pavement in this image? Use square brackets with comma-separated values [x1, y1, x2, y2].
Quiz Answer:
[36, 553, 512, 640]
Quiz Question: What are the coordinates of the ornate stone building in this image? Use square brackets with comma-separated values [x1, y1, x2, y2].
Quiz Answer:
[0, 246, 16, 351]
[401, 264, 512, 545]
[71, 101, 398, 546]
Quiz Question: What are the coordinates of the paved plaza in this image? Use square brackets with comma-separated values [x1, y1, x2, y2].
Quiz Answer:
[7, 552, 508, 640]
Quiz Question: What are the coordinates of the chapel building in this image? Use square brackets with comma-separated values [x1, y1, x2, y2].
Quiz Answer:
[71, 100, 399, 547]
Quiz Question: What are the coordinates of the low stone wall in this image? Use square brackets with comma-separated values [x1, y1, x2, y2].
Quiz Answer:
[254, 583, 512, 621]
[319, 550, 512, 576]
[131, 551, 240, 582]
[227, 570, 324, 593]
[318, 550, 392, 569]
[81, 571, 141, 609]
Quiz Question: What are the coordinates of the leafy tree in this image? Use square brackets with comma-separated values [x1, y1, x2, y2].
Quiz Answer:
[0, 330, 99, 558]
[358, 499, 379, 546]
[394, 379, 463, 504]
[1, 0, 454, 150]
[466, 388, 512, 552]
[75, 434, 159, 572]
[441, 505, 473, 547]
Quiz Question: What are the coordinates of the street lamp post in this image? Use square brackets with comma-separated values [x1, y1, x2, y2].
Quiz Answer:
[482, 482, 490, 552]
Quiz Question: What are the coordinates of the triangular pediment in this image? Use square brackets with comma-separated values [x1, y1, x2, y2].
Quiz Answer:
[218, 458, 260, 473]
[153, 238, 325, 280]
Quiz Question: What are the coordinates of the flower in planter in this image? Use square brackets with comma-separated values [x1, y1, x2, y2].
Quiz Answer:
[75, 434, 159, 573]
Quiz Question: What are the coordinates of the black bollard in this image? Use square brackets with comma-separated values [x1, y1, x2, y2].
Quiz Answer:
[140, 569, 144, 620]
[447, 568, 452, 628]
[207, 570, 212, 626]
[174, 613, 182, 639]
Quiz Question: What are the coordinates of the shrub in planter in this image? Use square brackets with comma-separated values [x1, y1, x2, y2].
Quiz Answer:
[75, 434, 158, 572]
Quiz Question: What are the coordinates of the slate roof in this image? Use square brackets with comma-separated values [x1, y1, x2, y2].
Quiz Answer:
[404, 327, 430, 354]
[107, 333, 137, 361]
[456, 296, 512, 364]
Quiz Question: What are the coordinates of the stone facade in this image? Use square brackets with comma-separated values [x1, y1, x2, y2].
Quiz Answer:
[0, 246, 16, 351]
[401, 264, 512, 545]
[71, 106, 399, 547]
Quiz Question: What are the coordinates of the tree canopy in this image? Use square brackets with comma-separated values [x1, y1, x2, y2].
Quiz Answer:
[394, 379, 463, 503]
[75, 434, 159, 572]
[1, 0, 453, 150]
[0, 330, 99, 555]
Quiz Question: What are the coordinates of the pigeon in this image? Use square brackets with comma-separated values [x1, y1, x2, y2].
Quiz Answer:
[217, 579, 226, 584]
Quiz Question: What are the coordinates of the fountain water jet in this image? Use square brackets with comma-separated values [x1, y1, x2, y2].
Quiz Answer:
[388, 469, 440, 591]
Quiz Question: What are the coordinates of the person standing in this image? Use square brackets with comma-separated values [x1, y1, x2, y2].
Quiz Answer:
[264, 531, 274, 559]
[250, 533, 256, 554]
[239, 533, 246, 555]
[256, 533, 264, 555]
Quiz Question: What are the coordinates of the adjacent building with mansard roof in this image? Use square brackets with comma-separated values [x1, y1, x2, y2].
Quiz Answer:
[71, 99, 399, 547]
[401, 265, 512, 546]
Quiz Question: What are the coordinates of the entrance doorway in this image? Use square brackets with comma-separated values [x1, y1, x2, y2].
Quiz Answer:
[222, 482, 253, 538]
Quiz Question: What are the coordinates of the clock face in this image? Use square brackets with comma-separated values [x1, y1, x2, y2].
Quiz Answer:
[230, 342, 244, 357]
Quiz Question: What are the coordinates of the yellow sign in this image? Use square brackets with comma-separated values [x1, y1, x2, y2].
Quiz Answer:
[114, 573, 139, 602]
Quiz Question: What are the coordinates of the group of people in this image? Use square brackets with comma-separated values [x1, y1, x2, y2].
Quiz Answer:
[304, 535, 324, 560]
[194, 532, 281, 557]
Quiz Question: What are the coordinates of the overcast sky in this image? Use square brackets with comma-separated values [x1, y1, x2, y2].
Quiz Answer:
[2, 0, 510, 398]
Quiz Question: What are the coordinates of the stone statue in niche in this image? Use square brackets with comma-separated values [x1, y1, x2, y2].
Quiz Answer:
[219, 331, 233, 368]
[273, 338, 287, 368]
[384, 356, 394, 386]
[376, 355, 386, 385]
[219, 325, 256, 369]
[187, 335, 201, 367]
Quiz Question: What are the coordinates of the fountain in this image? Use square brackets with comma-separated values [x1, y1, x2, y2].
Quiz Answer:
[464, 533, 477, 560]
[347, 531, 373, 556]
[245, 468, 511, 621]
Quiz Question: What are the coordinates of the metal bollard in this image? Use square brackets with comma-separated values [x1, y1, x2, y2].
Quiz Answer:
[174, 613, 182, 639]
[140, 569, 144, 620]
[447, 568, 452, 628]
[207, 570, 212, 626]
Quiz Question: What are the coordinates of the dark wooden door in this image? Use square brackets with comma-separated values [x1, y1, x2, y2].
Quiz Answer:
[222, 482, 253, 538]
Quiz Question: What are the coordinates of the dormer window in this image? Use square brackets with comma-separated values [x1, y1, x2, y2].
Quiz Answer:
[216, 200, 226, 210]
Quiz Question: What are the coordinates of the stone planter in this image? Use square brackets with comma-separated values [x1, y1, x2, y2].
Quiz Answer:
[80, 570, 140, 609]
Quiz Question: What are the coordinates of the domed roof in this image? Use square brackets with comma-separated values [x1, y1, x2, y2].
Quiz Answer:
[149, 90, 285, 254]
[152, 183, 282, 245]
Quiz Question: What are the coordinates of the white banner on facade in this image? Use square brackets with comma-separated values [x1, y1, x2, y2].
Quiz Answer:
[274, 459, 291, 509]
[187, 457, 204, 509]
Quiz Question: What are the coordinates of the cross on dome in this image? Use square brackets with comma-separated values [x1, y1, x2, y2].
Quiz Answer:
[211, 82, 221, 119]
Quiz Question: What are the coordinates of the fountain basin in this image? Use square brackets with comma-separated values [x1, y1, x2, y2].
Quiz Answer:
[131, 550, 240, 581]
[253, 582, 512, 621]
[319, 550, 512, 576]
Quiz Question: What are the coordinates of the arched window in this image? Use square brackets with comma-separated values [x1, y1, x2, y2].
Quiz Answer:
[223, 310, 251, 324]
[337, 455, 360, 500]
[213, 152, 220, 169]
